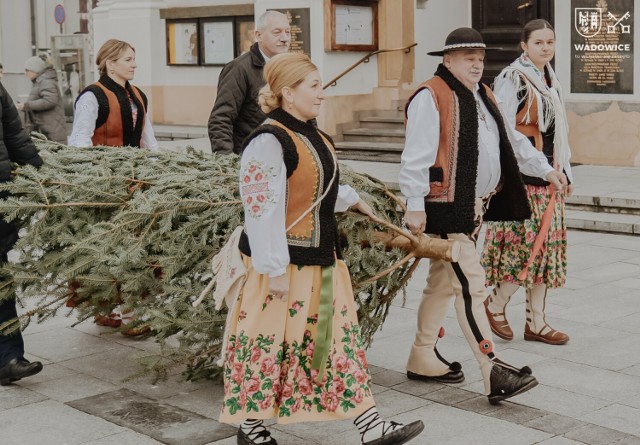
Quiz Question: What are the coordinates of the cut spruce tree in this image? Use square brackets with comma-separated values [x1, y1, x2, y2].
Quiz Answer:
[0, 136, 439, 382]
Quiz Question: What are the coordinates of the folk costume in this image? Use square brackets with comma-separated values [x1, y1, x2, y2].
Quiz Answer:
[67, 75, 158, 335]
[69, 75, 158, 150]
[224, 108, 371, 421]
[399, 28, 555, 403]
[221, 107, 424, 444]
[481, 54, 572, 345]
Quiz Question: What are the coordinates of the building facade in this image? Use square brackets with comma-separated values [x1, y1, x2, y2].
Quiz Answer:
[0, 0, 639, 166]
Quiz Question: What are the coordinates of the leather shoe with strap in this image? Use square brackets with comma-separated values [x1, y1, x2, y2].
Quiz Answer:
[524, 323, 569, 345]
[237, 428, 278, 445]
[484, 298, 513, 341]
[487, 361, 538, 405]
[0, 357, 43, 385]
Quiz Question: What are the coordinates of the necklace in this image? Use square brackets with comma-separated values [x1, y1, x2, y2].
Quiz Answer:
[476, 99, 489, 130]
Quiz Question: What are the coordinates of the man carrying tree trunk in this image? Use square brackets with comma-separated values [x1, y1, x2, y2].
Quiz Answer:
[0, 81, 44, 385]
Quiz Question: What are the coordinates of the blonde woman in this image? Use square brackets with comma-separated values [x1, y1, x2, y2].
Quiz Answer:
[221, 53, 424, 445]
[482, 19, 571, 345]
[68, 39, 157, 335]
[68, 39, 158, 150]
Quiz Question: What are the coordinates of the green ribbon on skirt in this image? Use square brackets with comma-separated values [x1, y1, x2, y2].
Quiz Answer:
[311, 264, 335, 380]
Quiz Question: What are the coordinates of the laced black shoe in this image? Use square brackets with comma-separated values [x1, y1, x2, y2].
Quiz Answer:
[487, 362, 538, 405]
[362, 420, 425, 445]
[237, 426, 278, 445]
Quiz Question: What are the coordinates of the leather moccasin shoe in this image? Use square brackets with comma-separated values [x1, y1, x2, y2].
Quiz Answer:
[484, 299, 513, 341]
[237, 429, 278, 445]
[487, 364, 538, 405]
[407, 369, 464, 383]
[0, 357, 43, 385]
[363, 420, 425, 445]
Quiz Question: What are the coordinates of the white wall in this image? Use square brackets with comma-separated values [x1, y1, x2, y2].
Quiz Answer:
[0, 0, 35, 99]
[413, 0, 470, 86]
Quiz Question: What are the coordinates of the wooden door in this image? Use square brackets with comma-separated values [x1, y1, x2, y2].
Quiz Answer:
[472, 0, 554, 86]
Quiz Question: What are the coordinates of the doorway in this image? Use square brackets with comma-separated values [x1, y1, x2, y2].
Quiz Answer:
[472, 0, 554, 86]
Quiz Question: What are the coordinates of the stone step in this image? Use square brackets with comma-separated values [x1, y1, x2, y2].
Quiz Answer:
[335, 141, 403, 163]
[566, 195, 640, 215]
[334, 141, 404, 153]
[358, 115, 405, 129]
[342, 127, 406, 143]
[154, 125, 207, 141]
[566, 209, 640, 235]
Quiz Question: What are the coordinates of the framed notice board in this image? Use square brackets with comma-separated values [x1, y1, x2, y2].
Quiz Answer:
[324, 0, 378, 52]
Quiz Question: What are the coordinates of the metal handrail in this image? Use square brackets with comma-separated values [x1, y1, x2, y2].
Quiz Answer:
[323, 43, 418, 90]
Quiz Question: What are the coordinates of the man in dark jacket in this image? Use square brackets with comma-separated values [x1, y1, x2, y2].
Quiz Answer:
[0, 80, 44, 385]
[208, 10, 291, 154]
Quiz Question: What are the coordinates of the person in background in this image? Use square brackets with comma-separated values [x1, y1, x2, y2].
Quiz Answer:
[207, 10, 291, 154]
[399, 27, 567, 404]
[0, 63, 4, 80]
[220, 52, 424, 445]
[68, 39, 158, 150]
[68, 39, 158, 335]
[482, 19, 572, 346]
[0, 80, 44, 385]
[16, 55, 67, 144]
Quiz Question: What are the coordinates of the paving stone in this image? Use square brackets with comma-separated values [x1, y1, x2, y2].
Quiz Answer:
[559, 335, 640, 372]
[391, 377, 444, 396]
[23, 327, 117, 362]
[368, 388, 430, 417]
[524, 413, 588, 435]
[514, 383, 614, 418]
[25, 372, 119, 403]
[564, 424, 629, 445]
[370, 369, 408, 387]
[61, 345, 157, 384]
[162, 381, 223, 419]
[0, 399, 124, 444]
[420, 386, 478, 405]
[0, 386, 48, 410]
[454, 394, 503, 415]
[67, 388, 237, 445]
[525, 359, 640, 404]
[537, 436, 591, 444]
[487, 403, 548, 424]
[579, 404, 640, 437]
[81, 431, 164, 444]
[611, 435, 640, 445]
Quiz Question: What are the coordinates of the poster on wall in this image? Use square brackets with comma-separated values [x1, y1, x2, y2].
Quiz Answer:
[269, 8, 311, 56]
[167, 20, 199, 65]
[571, 0, 633, 94]
[200, 19, 235, 65]
[335, 5, 374, 46]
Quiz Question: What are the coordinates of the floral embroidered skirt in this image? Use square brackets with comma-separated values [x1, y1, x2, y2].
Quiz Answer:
[219, 257, 375, 425]
[481, 184, 567, 289]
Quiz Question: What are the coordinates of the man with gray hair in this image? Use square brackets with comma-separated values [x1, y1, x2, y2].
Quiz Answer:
[208, 10, 291, 154]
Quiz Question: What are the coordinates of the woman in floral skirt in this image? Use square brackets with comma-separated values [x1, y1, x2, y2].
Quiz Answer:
[481, 19, 572, 346]
[220, 52, 424, 445]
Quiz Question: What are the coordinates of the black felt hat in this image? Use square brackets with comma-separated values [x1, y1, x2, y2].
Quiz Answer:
[427, 27, 499, 56]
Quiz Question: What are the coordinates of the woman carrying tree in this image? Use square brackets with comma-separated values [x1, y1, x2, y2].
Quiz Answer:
[68, 39, 158, 335]
[220, 52, 424, 445]
[481, 19, 572, 346]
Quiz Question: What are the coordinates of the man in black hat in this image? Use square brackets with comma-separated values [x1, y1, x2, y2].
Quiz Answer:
[398, 27, 567, 404]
